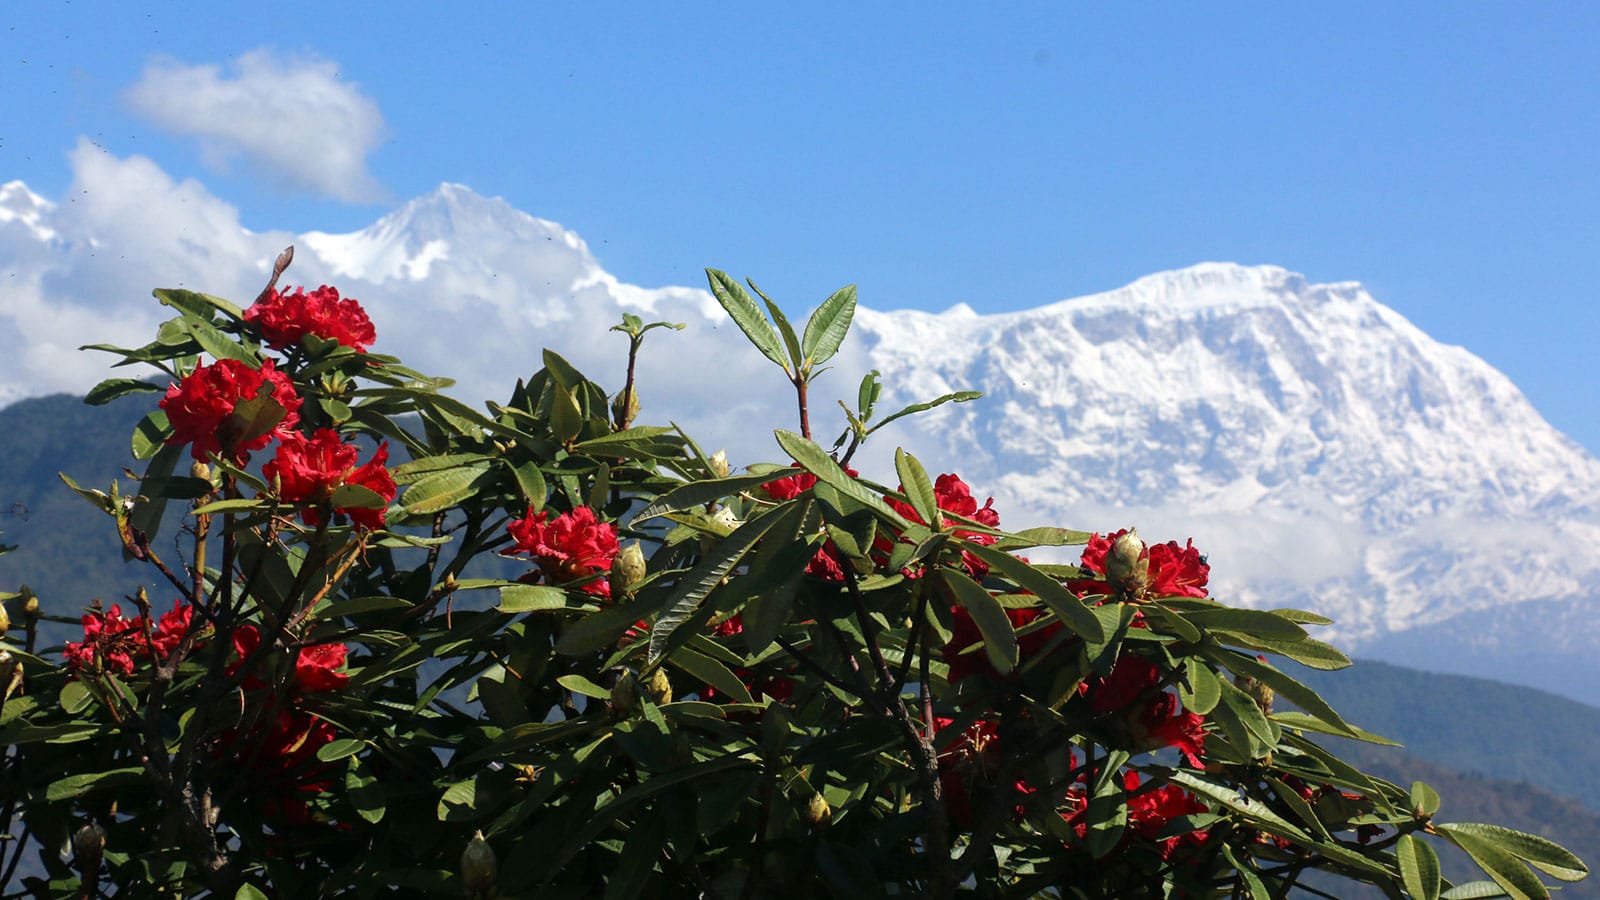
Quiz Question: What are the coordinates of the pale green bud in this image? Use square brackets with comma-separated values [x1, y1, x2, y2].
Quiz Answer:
[708, 449, 730, 478]
[609, 541, 647, 599]
[1105, 528, 1149, 596]
[460, 830, 497, 895]
[0, 650, 21, 705]
[645, 667, 673, 706]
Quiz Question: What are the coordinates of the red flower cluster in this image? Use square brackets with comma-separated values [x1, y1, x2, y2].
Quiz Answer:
[761, 464, 858, 580]
[1073, 528, 1209, 599]
[507, 506, 620, 598]
[944, 604, 1060, 684]
[1084, 654, 1207, 767]
[886, 473, 1000, 568]
[64, 600, 196, 676]
[223, 625, 351, 826]
[161, 358, 302, 462]
[1063, 770, 1210, 860]
[934, 718, 1034, 830]
[244, 284, 376, 353]
[263, 428, 397, 530]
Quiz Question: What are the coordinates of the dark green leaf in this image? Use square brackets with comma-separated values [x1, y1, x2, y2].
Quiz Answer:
[399, 466, 490, 515]
[329, 482, 388, 510]
[132, 409, 172, 460]
[1411, 781, 1442, 817]
[706, 269, 788, 369]
[557, 674, 611, 700]
[749, 280, 804, 370]
[184, 317, 257, 363]
[1439, 823, 1552, 900]
[84, 378, 162, 405]
[774, 430, 921, 536]
[801, 284, 857, 367]
[1398, 834, 1442, 900]
[935, 568, 1017, 675]
[316, 738, 366, 763]
[1438, 823, 1587, 882]
[893, 448, 941, 530]
[499, 585, 568, 613]
[866, 390, 983, 435]
[960, 542, 1104, 642]
[45, 767, 144, 801]
[1183, 608, 1308, 642]
[1205, 648, 1360, 739]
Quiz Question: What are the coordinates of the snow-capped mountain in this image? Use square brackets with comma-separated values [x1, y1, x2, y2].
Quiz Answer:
[3, 169, 1596, 700]
[851, 266, 1600, 667]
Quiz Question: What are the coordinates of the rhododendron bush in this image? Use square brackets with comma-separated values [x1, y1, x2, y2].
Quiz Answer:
[0, 251, 1587, 898]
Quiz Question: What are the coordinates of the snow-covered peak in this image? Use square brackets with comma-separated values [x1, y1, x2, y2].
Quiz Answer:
[302, 183, 585, 283]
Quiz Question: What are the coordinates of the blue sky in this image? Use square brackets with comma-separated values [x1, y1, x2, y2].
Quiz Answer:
[5, 3, 1600, 453]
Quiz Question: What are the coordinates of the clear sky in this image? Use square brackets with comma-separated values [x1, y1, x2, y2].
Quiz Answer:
[4, 2, 1599, 453]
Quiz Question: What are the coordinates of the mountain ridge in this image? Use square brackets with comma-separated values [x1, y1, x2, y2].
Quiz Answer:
[3, 177, 1596, 700]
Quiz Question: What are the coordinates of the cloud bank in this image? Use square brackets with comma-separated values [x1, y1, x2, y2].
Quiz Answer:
[124, 49, 388, 203]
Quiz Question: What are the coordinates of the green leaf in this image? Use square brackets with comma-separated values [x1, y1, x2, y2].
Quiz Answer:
[550, 385, 584, 444]
[222, 382, 290, 451]
[399, 466, 490, 515]
[155, 287, 243, 321]
[317, 595, 414, 618]
[934, 568, 1017, 675]
[132, 409, 172, 460]
[893, 448, 941, 530]
[1224, 634, 1353, 670]
[508, 459, 548, 509]
[1438, 823, 1588, 883]
[345, 757, 387, 824]
[1085, 751, 1129, 859]
[1411, 781, 1442, 817]
[667, 648, 752, 704]
[774, 430, 921, 536]
[801, 283, 858, 367]
[45, 766, 144, 801]
[190, 497, 270, 516]
[634, 471, 798, 521]
[989, 526, 1094, 551]
[959, 542, 1104, 642]
[706, 269, 788, 369]
[865, 390, 983, 435]
[1211, 680, 1276, 758]
[184, 317, 257, 364]
[749, 280, 804, 370]
[1204, 648, 1359, 739]
[1183, 608, 1308, 642]
[1398, 834, 1442, 900]
[603, 810, 668, 900]
[556, 600, 655, 656]
[1179, 656, 1222, 715]
[329, 482, 389, 510]
[647, 503, 803, 667]
[84, 378, 162, 406]
[1439, 823, 1553, 900]
[1441, 883, 1519, 900]
[59, 681, 94, 715]
[316, 738, 366, 763]
[234, 885, 271, 900]
[499, 585, 568, 613]
[557, 674, 612, 700]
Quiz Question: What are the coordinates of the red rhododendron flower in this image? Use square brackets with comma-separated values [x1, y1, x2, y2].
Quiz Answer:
[161, 358, 302, 462]
[219, 625, 351, 828]
[762, 464, 858, 580]
[883, 473, 1001, 577]
[507, 506, 620, 598]
[263, 428, 397, 530]
[1124, 771, 1210, 858]
[65, 600, 199, 676]
[1084, 654, 1207, 767]
[1071, 528, 1209, 599]
[934, 717, 1034, 830]
[244, 284, 376, 352]
[944, 605, 1060, 683]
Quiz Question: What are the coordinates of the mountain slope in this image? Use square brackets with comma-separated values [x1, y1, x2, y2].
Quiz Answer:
[852, 264, 1600, 663]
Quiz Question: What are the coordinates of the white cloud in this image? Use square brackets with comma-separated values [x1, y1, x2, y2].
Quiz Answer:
[125, 49, 388, 203]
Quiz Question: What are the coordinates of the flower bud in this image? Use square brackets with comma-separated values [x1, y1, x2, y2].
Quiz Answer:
[609, 671, 640, 718]
[1105, 528, 1149, 596]
[645, 667, 673, 706]
[708, 449, 730, 479]
[0, 600, 9, 639]
[1234, 672, 1275, 716]
[803, 792, 833, 829]
[609, 542, 647, 599]
[190, 461, 211, 482]
[72, 823, 105, 877]
[460, 829, 498, 895]
[20, 585, 38, 620]
[0, 650, 22, 705]
[611, 387, 641, 430]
